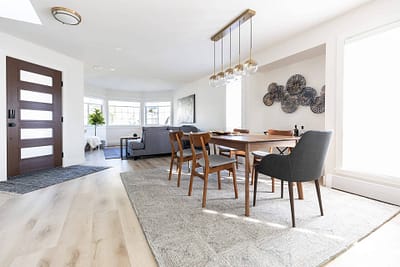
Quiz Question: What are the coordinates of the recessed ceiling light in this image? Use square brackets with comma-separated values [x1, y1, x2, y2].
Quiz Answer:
[115, 47, 123, 52]
[92, 65, 103, 71]
[109, 68, 116, 72]
[51, 7, 81, 25]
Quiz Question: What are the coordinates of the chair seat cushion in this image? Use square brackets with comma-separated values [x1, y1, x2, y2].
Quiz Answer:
[177, 148, 202, 158]
[199, 155, 236, 168]
[252, 150, 270, 158]
[129, 140, 145, 150]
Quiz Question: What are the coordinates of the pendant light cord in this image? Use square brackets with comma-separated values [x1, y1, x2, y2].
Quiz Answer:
[250, 17, 253, 61]
[229, 28, 232, 68]
[238, 21, 241, 64]
[221, 37, 224, 72]
[213, 41, 216, 75]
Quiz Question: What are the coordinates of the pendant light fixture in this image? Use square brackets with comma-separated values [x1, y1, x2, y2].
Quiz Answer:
[209, 41, 218, 87]
[233, 20, 245, 76]
[224, 28, 235, 82]
[209, 9, 257, 88]
[244, 17, 258, 75]
[216, 37, 226, 87]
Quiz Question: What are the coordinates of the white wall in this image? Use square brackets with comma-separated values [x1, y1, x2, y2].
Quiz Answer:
[85, 86, 174, 146]
[244, 54, 325, 133]
[0, 32, 85, 181]
[173, 76, 226, 131]
[173, 0, 400, 204]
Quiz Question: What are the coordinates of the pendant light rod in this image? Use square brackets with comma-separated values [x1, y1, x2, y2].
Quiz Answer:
[238, 20, 241, 63]
[213, 41, 216, 74]
[211, 9, 256, 42]
[229, 28, 232, 67]
[249, 17, 253, 60]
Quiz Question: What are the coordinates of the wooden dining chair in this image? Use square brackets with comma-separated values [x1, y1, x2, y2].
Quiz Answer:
[218, 128, 251, 177]
[254, 130, 333, 227]
[168, 131, 201, 187]
[188, 132, 238, 208]
[251, 129, 293, 196]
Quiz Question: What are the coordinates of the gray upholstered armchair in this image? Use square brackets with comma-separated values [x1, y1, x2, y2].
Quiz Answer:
[254, 130, 333, 227]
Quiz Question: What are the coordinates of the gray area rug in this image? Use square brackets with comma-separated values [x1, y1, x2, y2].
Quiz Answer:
[0, 165, 109, 194]
[121, 167, 399, 267]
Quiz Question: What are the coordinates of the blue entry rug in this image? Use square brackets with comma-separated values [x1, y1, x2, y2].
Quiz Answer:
[103, 147, 124, 159]
[0, 165, 109, 194]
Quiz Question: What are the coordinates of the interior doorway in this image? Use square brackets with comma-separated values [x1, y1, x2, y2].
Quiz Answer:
[6, 57, 63, 178]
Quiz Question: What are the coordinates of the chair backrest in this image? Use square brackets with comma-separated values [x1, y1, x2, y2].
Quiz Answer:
[288, 130, 333, 181]
[267, 129, 293, 136]
[189, 132, 211, 163]
[169, 131, 184, 155]
[233, 128, 249, 134]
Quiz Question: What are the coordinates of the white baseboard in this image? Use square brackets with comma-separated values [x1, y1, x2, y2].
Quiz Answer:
[328, 174, 400, 206]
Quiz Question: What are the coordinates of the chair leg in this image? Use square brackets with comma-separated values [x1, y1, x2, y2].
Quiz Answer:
[177, 160, 183, 187]
[188, 166, 195, 196]
[315, 180, 324, 216]
[281, 179, 284, 198]
[253, 169, 259, 206]
[168, 155, 174, 181]
[217, 171, 222, 190]
[231, 165, 238, 199]
[288, 181, 296, 227]
[251, 159, 256, 186]
[202, 171, 209, 208]
[271, 177, 275, 193]
[235, 154, 239, 169]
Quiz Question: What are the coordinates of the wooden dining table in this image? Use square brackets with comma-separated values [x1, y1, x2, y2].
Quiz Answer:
[210, 134, 299, 216]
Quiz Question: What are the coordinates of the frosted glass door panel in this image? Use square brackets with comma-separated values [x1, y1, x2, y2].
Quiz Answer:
[20, 109, 52, 121]
[20, 70, 53, 86]
[21, 145, 53, 159]
[20, 90, 53, 104]
[21, 128, 53, 140]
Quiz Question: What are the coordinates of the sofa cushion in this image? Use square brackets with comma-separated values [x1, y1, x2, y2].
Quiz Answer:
[129, 140, 145, 150]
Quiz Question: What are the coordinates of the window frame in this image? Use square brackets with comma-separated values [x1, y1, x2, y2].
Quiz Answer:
[108, 100, 141, 126]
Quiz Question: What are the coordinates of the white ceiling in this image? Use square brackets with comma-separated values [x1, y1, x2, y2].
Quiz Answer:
[0, 0, 372, 91]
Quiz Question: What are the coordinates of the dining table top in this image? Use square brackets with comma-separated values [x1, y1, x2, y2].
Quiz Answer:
[210, 133, 299, 143]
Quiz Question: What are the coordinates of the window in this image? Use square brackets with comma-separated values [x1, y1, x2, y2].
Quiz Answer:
[342, 23, 400, 179]
[108, 100, 140, 126]
[226, 78, 242, 131]
[144, 102, 171, 125]
[84, 97, 103, 125]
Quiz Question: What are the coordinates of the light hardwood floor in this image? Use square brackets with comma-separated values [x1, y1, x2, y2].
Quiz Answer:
[0, 149, 399, 266]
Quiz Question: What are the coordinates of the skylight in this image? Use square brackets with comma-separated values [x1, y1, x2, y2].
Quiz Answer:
[0, 0, 41, 25]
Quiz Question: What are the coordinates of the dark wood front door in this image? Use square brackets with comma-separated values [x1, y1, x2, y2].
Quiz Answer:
[6, 57, 63, 178]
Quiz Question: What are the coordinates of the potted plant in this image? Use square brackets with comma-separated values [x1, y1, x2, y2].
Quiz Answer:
[88, 108, 105, 136]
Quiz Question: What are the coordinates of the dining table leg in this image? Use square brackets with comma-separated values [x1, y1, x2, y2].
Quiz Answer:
[245, 144, 250, 216]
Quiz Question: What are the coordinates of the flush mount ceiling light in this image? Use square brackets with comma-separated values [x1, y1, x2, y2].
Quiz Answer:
[209, 9, 258, 88]
[51, 7, 81, 25]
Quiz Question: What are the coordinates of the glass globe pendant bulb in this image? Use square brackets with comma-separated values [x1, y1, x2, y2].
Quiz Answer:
[224, 67, 235, 82]
[244, 59, 258, 75]
[209, 74, 218, 87]
[234, 63, 245, 76]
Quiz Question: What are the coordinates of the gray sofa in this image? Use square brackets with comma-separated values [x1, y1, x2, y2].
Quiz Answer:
[127, 125, 199, 159]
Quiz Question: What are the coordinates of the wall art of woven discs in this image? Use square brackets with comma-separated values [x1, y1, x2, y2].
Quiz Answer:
[320, 85, 325, 96]
[286, 74, 306, 95]
[275, 85, 285, 101]
[263, 92, 274, 106]
[281, 93, 299, 113]
[299, 87, 317, 106]
[310, 95, 325, 114]
[267, 82, 278, 93]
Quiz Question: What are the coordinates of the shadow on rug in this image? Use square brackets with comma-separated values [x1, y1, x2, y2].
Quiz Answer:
[121, 167, 399, 267]
[0, 165, 109, 194]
